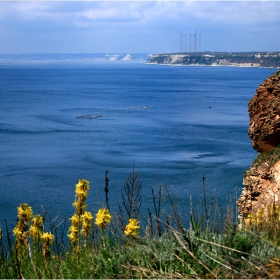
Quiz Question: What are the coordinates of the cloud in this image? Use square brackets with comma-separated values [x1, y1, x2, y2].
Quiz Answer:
[135, 1, 280, 25]
[1, 1, 280, 28]
[187, 1, 280, 24]
[78, 3, 144, 22]
[0, 1, 279, 53]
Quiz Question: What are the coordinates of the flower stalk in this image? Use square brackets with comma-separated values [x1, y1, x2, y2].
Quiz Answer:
[95, 208, 112, 248]
[68, 179, 93, 252]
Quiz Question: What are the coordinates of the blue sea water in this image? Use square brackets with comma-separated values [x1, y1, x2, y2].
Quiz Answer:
[0, 59, 276, 232]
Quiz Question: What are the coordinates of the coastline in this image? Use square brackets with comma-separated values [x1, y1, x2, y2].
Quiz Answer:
[146, 62, 279, 69]
[147, 52, 280, 69]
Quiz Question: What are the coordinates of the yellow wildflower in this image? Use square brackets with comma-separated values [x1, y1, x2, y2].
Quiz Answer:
[256, 208, 265, 225]
[13, 203, 33, 255]
[76, 179, 90, 189]
[124, 218, 140, 237]
[75, 188, 88, 197]
[32, 214, 44, 228]
[68, 214, 80, 243]
[269, 204, 280, 221]
[244, 213, 255, 226]
[95, 208, 111, 230]
[17, 203, 33, 224]
[13, 226, 28, 247]
[69, 213, 79, 226]
[75, 202, 87, 215]
[82, 211, 93, 222]
[41, 232, 54, 258]
[75, 179, 90, 197]
[274, 204, 280, 214]
[73, 179, 90, 215]
[41, 232, 54, 243]
[68, 225, 79, 233]
[81, 211, 93, 237]
[67, 231, 78, 243]
[30, 214, 44, 243]
[13, 226, 22, 238]
[68, 179, 92, 246]
[30, 226, 41, 243]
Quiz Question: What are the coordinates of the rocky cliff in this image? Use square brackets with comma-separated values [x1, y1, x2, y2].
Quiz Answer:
[237, 71, 280, 219]
[147, 52, 280, 68]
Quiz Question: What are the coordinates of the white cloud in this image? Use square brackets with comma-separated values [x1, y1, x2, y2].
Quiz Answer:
[187, 1, 280, 24]
[0, 1, 279, 53]
[134, 1, 280, 25]
[1, 1, 280, 27]
[78, 3, 143, 22]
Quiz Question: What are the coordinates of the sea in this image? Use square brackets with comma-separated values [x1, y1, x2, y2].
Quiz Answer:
[0, 55, 277, 236]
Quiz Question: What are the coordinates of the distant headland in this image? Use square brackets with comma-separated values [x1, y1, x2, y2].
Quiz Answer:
[147, 52, 280, 68]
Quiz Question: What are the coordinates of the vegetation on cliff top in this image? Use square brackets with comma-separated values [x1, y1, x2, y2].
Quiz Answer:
[252, 144, 280, 169]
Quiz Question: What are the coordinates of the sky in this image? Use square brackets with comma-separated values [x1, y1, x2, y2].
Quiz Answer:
[0, 1, 279, 54]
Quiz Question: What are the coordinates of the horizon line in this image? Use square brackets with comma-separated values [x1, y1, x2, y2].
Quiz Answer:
[0, 51, 279, 54]
[0, 0, 274, 2]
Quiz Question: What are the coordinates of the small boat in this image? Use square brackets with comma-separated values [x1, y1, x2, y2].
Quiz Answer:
[76, 114, 102, 119]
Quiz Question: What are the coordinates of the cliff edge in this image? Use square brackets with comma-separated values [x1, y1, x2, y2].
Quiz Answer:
[237, 71, 280, 219]
[147, 52, 280, 68]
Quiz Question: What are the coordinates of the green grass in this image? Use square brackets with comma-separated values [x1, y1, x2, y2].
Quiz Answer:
[1, 223, 280, 279]
[1, 175, 280, 279]
[252, 144, 280, 169]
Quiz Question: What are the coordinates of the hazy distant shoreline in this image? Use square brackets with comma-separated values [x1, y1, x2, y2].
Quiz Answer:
[1, 52, 279, 69]
[147, 52, 280, 68]
[0, 53, 150, 62]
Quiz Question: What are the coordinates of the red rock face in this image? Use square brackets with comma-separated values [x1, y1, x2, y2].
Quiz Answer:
[237, 153, 280, 218]
[248, 71, 280, 153]
[237, 71, 280, 220]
